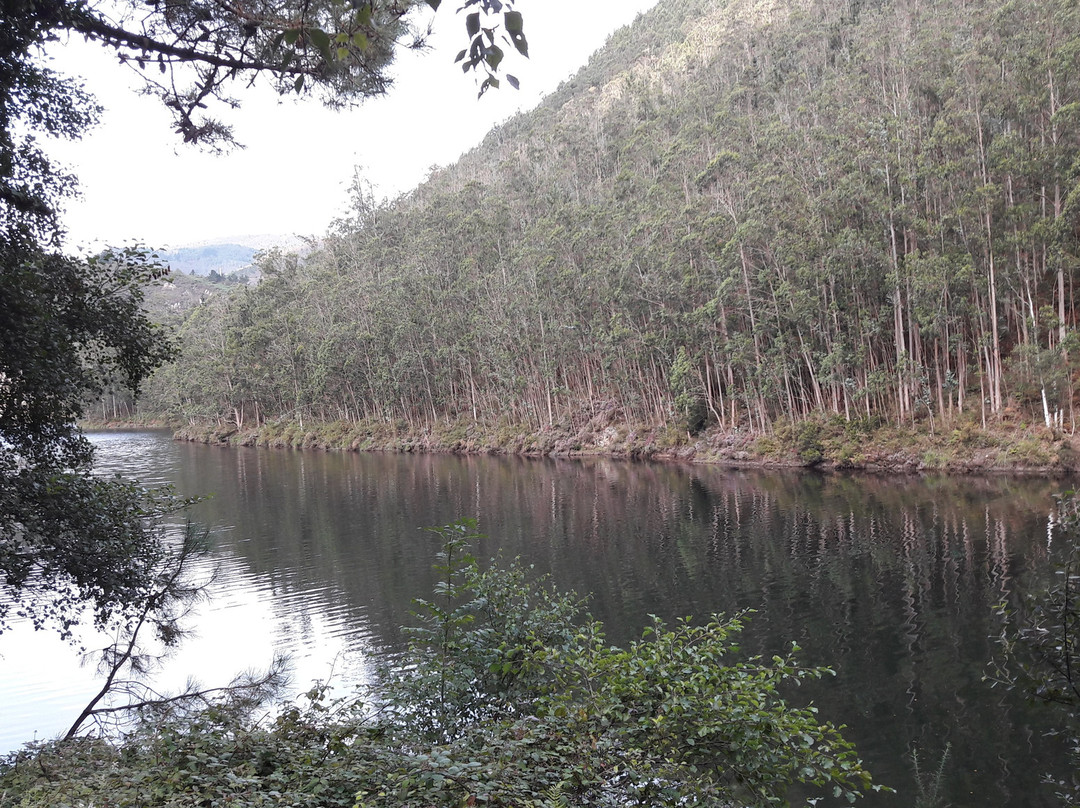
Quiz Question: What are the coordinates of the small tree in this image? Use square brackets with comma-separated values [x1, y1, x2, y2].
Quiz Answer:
[369, 520, 879, 807]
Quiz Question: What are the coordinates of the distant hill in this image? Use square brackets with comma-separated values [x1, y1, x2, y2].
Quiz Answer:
[159, 244, 257, 277]
[141, 237, 308, 329]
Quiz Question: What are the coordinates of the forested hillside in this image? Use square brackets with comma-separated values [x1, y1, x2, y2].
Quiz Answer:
[146, 0, 1080, 452]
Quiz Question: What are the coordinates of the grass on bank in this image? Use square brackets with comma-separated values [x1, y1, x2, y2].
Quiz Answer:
[168, 408, 1080, 474]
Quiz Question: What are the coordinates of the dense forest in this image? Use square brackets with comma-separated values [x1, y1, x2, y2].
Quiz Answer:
[143, 0, 1080, 446]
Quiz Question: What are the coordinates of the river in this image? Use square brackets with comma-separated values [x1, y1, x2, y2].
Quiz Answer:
[1, 430, 1075, 805]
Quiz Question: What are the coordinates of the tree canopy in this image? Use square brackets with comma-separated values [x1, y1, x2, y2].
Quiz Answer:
[0, 0, 180, 631]
[6, 0, 528, 151]
[0, 243, 174, 637]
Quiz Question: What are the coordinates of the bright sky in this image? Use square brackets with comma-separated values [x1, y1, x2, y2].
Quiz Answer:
[43, 1, 659, 250]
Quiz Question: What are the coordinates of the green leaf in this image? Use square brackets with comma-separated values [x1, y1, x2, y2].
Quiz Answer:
[352, 31, 369, 50]
[307, 27, 331, 55]
[425, 0, 442, 8]
[465, 12, 481, 39]
[509, 29, 528, 57]
[293, 75, 305, 92]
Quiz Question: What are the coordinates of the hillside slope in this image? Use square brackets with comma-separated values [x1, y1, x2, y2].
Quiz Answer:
[147, 0, 1080, 465]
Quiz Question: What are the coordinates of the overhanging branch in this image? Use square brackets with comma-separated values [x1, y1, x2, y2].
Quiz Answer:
[68, 11, 309, 77]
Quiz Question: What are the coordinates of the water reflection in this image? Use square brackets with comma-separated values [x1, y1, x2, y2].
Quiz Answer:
[0, 432, 384, 752]
[0, 433, 1073, 806]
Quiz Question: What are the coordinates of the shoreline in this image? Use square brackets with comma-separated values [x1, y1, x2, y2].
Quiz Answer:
[123, 412, 1080, 477]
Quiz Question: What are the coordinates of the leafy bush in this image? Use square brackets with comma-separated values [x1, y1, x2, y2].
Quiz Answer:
[792, 420, 825, 465]
[0, 520, 880, 807]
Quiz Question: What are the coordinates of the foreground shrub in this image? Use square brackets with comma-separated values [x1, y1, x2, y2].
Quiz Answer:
[0, 520, 880, 807]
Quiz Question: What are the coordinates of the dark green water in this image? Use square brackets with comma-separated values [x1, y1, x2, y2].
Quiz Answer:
[2, 431, 1074, 805]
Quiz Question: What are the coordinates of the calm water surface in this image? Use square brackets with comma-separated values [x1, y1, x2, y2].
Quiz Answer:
[1, 430, 1075, 805]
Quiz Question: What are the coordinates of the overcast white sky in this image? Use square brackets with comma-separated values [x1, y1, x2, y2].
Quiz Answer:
[43, 1, 659, 250]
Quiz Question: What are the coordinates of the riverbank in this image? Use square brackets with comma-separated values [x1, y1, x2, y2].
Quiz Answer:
[168, 407, 1080, 475]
